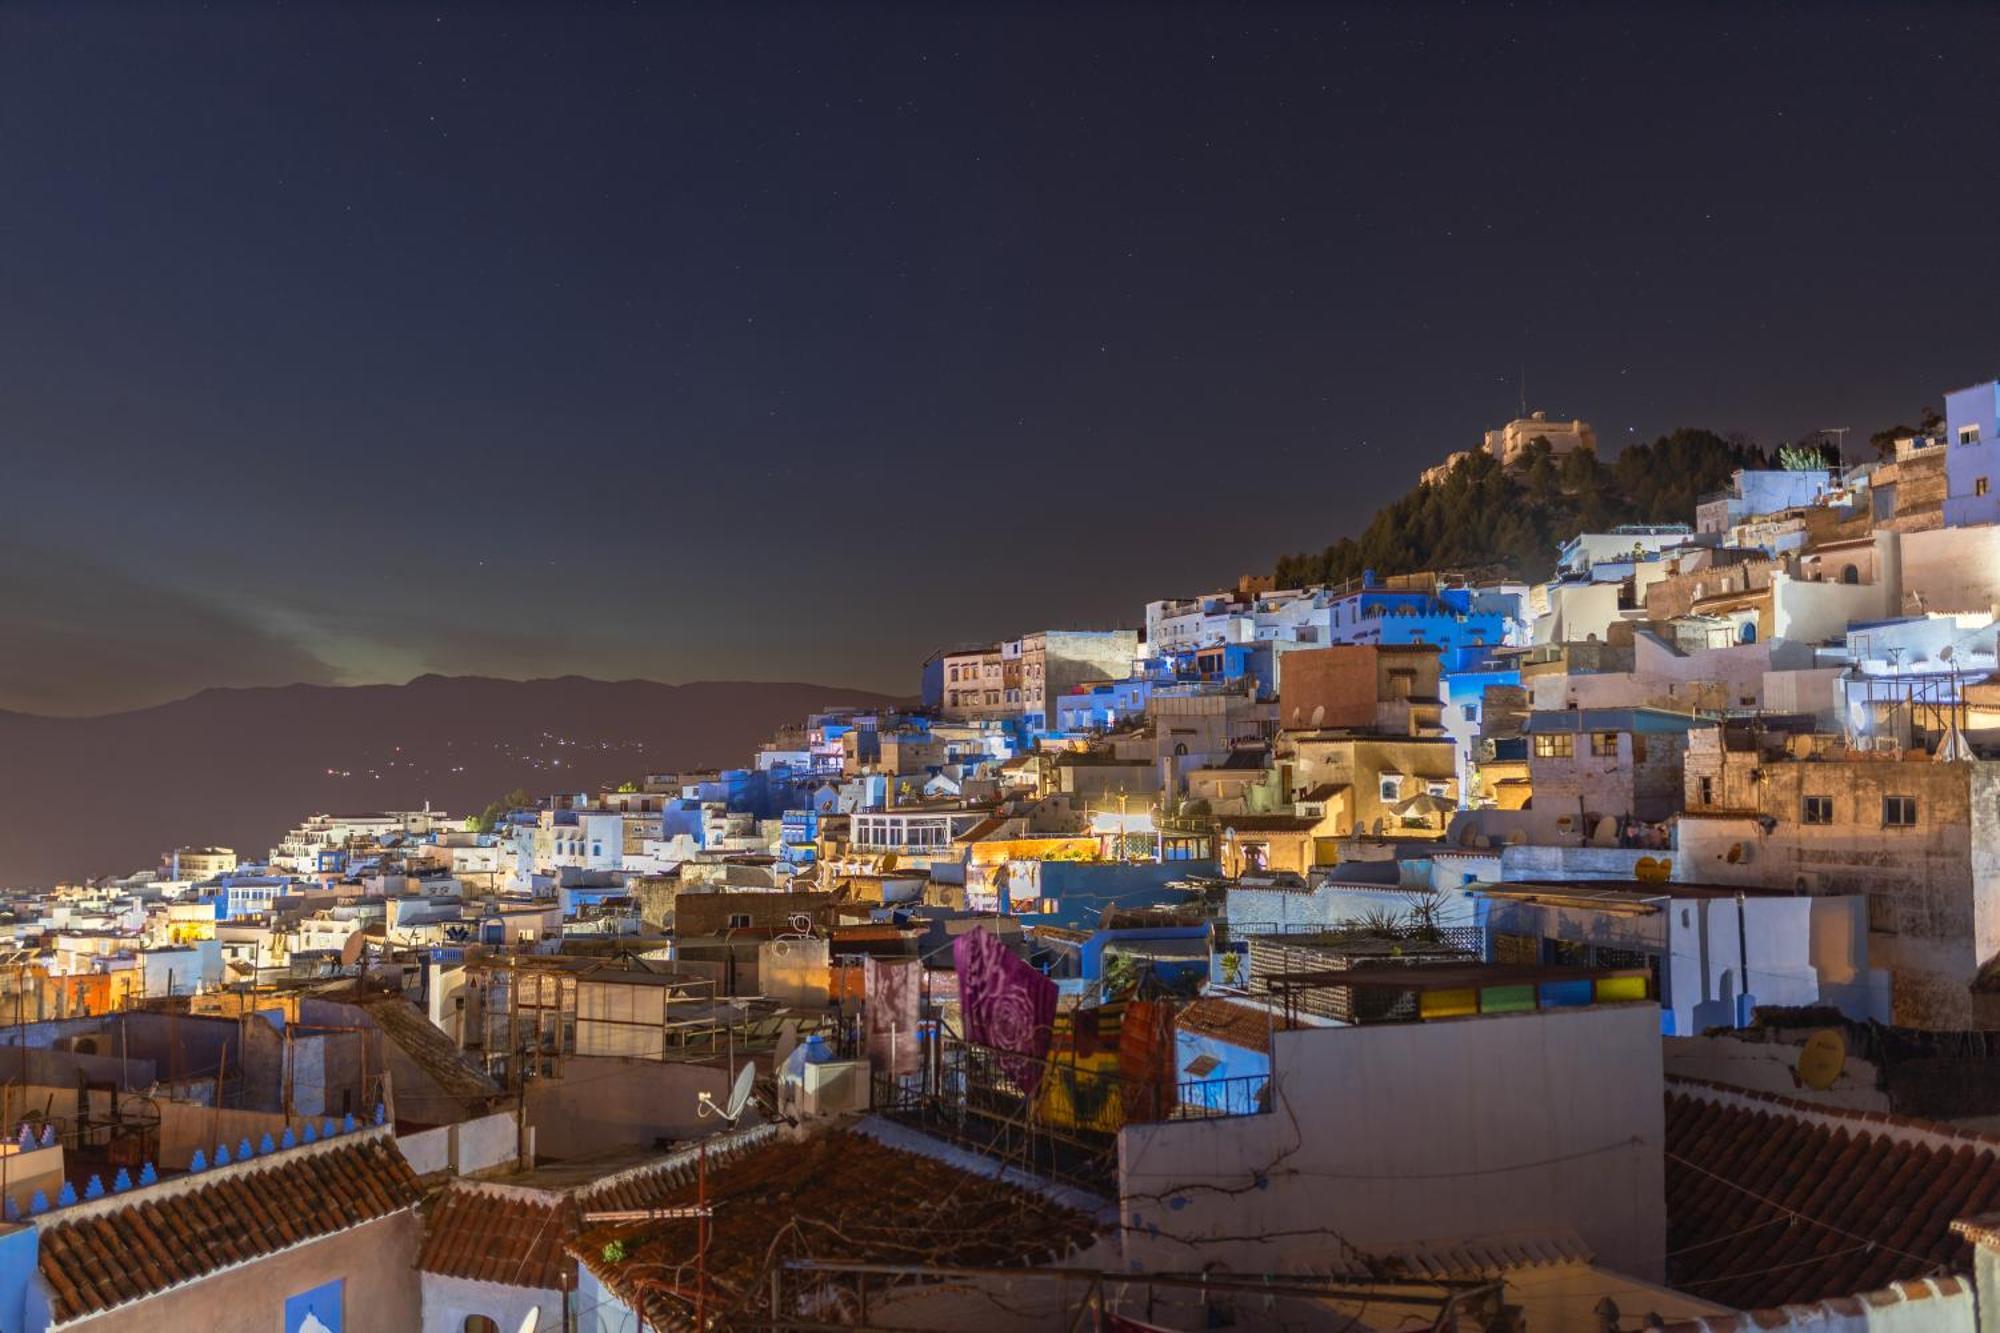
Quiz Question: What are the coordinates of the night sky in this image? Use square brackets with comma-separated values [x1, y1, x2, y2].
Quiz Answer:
[4, 3, 1997, 715]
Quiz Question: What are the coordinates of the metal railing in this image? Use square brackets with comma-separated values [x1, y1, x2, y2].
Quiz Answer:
[1174, 1073, 1269, 1119]
[875, 1033, 1269, 1130]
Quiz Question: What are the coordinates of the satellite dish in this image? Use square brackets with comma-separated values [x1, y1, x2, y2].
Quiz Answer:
[1796, 1029, 1846, 1090]
[724, 1062, 755, 1121]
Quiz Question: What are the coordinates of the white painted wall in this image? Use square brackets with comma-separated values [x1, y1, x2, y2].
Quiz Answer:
[1118, 1003, 1666, 1280]
[1902, 525, 2000, 616]
[421, 1271, 565, 1333]
[1771, 572, 1895, 646]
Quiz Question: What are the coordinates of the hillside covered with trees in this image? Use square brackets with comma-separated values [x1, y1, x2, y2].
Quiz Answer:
[1274, 428, 1768, 587]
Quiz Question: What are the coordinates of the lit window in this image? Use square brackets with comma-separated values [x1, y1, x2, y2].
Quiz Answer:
[1802, 795, 1833, 825]
[1533, 733, 1574, 759]
[1590, 732, 1619, 757]
[1979, 477, 1991, 498]
[1883, 795, 1918, 828]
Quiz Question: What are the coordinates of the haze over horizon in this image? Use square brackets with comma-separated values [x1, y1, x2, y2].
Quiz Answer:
[0, 669, 913, 722]
[6, 3, 1999, 714]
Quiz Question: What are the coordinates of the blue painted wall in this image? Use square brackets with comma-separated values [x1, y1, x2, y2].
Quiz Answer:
[1946, 380, 2000, 527]
[1174, 1028, 1272, 1114]
[283, 1276, 345, 1332]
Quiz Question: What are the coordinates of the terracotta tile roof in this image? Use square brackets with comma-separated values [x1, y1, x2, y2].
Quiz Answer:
[830, 924, 915, 943]
[417, 1185, 576, 1290]
[1175, 998, 1298, 1055]
[1665, 1079, 2000, 1310]
[570, 1124, 1095, 1330]
[360, 993, 505, 1124]
[419, 1136, 788, 1295]
[37, 1130, 422, 1324]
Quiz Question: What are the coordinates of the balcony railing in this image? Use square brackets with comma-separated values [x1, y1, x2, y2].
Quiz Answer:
[1175, 1072, 1269, 1119]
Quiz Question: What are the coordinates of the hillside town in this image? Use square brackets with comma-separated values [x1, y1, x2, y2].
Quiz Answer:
[8, 386, 2000, 1331]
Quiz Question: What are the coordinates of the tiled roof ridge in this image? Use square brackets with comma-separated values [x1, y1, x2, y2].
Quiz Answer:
[574, 1121, 780, 1204]
[1667, 1075, 2000, 1157]
[1653, 1274, 1971, 1331]
[42, 1123, 404, 1228]
[39, 1129, 422, 1327]
[455, 1176, 573, 1206]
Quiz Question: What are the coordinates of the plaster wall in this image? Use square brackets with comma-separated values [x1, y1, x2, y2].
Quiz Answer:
[1119, 1004, 1666, 1281]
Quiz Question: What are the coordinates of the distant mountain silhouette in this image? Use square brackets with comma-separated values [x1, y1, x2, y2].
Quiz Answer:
[0, 675, 904, 887]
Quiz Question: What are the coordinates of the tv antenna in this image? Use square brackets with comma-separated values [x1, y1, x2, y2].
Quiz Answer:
[579, 1066, 756, 1328]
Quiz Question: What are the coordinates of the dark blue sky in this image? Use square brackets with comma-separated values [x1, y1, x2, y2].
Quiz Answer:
[3, 2, 1996, 713]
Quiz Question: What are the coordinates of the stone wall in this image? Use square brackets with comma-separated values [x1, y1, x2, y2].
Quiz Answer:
[1675, 759, 1993, 1029]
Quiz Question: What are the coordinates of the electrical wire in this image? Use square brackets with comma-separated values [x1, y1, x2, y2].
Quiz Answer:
[1664, 1148, 1948, 1273]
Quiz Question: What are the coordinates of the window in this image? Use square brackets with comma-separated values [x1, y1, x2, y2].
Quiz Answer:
[465, 1318, 502, 1333]
[1533, 733, 1574, 759]
[727, 912, 753, 929]
[1802, 795, 1834, 825]
[1697, 776, 1714, 806]
[1590, 732, 1619, 757]
[1979, 477, 1991, 498]
[1867, 891, 1898, 934]
[1883, 795, 1918, 828]
[1960, 424, 1982, 446]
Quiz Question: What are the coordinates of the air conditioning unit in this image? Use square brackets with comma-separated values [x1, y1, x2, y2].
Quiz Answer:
[801, 1058, 871, 1116]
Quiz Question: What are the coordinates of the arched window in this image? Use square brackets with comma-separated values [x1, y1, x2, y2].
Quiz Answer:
[1738, 621, 1757, 644]
[1841, 564, 1860, 585]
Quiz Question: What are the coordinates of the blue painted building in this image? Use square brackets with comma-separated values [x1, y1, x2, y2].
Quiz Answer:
[1036, 921, 1213, 993]
[1945, 379, 2000, 527]
[779, 808, 820, 865]
[214, 875, 289, 922]
[1174, 997, 1282, 1115]
[1055, 677, 1153, 732]
[1322, 579, 1519, 662]
[1440, 657, 1522, 798]
[1004, 860, 1214, 931]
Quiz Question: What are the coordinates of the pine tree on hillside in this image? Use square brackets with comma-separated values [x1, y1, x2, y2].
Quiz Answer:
[1272, 427, 1763, 587]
